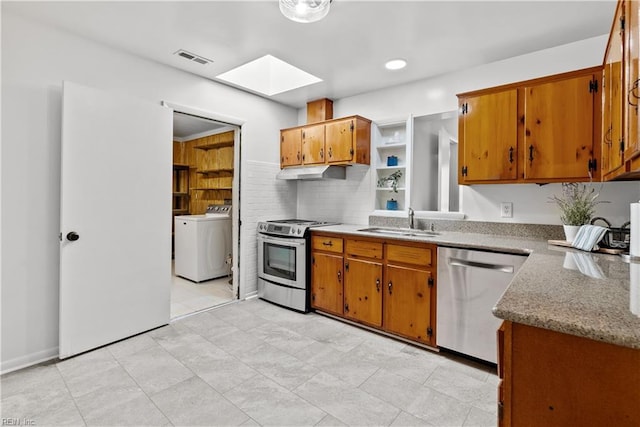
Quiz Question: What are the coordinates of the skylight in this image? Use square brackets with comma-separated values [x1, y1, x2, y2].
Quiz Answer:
[216, 54, 322, 96]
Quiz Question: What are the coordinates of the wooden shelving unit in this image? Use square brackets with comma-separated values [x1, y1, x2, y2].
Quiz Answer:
[172, 130, 235, 214]
[196, 168, 234, 176]
[193, 140, 234, 150]
[172, 164, 190, 214]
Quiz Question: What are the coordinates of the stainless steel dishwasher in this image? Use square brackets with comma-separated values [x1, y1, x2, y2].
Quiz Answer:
[437, 247, 527, 364]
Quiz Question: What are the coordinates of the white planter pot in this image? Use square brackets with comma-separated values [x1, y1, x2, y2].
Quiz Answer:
[563, 225, 581, 244]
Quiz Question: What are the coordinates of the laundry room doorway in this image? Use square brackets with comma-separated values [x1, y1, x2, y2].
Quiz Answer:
[168, 104, 242, 319]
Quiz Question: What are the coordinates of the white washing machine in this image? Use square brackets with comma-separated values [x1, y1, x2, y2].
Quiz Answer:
[174, 205, 232, 282]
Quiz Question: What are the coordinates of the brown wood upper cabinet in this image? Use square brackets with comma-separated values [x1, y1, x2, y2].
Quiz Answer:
[603, 0, 640, 180]
[458, 67, 602, 184]
[625, 0, 640, 168]
[280, 115, 371, 169]
[280, 128, 301, 167]
[602, 0, 625, 180]
[325, 117, 371, 164]
[458, 89, 518, 183]
[302, 123, 325, 165]
[522, 71, 599, 182]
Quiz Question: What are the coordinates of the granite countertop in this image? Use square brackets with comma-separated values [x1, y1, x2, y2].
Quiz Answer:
[314, 224, 640, 350]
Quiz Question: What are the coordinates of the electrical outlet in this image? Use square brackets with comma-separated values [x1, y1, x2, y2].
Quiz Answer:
[501, 202, 513, 218]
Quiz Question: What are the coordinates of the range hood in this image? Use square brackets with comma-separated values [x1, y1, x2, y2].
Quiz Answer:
[276, 165, 346, 180]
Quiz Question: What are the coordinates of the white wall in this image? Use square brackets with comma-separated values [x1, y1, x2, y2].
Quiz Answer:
[297, 35, 640, 225]
[1, 12, 297, 372]
[297, 165, 373, 224]
[241, 161, 298, 295]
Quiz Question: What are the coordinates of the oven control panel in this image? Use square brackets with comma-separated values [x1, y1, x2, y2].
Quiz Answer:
[257, 222, 305, 236]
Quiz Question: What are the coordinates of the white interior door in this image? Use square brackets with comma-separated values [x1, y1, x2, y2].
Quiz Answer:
[59, 81, 172, 359]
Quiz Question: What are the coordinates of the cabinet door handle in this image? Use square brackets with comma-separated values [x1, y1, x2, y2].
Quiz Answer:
[509, 146, 514, 164]
[302, 154, 306, 161]
[337, 270, 341, 282]
[388, 281, 393, 294]
[376, 278, 380, 292]
[328, 146, 333, 158]
[297, 151, 300, 160]
[320, 148, 324, 159]
[322, 241, 333, 246]
[604, 126, 613, 146]
[528, 144, 534, 162]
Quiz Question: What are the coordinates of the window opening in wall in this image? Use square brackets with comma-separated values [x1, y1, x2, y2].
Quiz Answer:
[412, 111, 459, 213]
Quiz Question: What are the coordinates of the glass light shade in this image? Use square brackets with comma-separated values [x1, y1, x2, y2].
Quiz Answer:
[280, 0, 331, 23]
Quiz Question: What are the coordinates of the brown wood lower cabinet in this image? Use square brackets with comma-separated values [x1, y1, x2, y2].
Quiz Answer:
[311, 252, 343, 316]
[498, 321, 640, 426]
[344, 258, 383, 327]
[384, 265, 433, 344]
[311, 235, 344, 316]
[311, 231, 436, 347]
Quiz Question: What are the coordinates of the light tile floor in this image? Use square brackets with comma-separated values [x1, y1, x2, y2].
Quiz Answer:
[171, 264, 235, 318]
[1, 299, 498, 426]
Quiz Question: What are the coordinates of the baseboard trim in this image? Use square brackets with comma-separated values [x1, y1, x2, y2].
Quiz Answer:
[1, 347, 59, 375]
[243, 291, 258, 300]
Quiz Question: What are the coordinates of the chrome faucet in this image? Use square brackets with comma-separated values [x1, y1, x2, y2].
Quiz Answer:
[408, 207, 415, 229]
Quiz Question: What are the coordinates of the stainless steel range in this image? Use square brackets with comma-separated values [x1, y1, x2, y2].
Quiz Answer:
[257, 219, 337, 312]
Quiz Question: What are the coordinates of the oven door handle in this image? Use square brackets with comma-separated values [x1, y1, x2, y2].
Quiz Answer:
[258, 234, 307, 246]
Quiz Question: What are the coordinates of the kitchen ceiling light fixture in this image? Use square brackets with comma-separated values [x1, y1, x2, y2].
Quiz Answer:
[280, 0, 332, 23]
[385, 59, 407, 71]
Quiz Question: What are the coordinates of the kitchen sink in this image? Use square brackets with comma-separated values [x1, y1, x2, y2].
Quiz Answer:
[357, 227, 440, 237]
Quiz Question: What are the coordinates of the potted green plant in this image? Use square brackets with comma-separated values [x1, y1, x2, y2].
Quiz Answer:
[549, 183, 606, 243]
[378, 170, 403, 193]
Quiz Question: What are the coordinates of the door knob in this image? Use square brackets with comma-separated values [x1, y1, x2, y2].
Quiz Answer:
[66, 231, 80, 241]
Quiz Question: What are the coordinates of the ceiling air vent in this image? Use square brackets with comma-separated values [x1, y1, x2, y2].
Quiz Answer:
[173, 49, 213, 65]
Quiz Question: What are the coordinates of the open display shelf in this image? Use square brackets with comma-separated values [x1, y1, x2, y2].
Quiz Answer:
[373, 117, 412, 212]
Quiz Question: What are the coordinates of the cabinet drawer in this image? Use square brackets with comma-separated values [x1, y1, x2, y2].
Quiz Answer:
[312, 236, 343, 253]
[346, 239, 383, 259]
[386, 244, 432, 267]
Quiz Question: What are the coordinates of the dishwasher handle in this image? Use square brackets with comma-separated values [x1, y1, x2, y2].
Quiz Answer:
[448, 257, 515, 274]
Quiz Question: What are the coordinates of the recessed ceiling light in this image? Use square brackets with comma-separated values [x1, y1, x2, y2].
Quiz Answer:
[385, 59, 407, 71]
